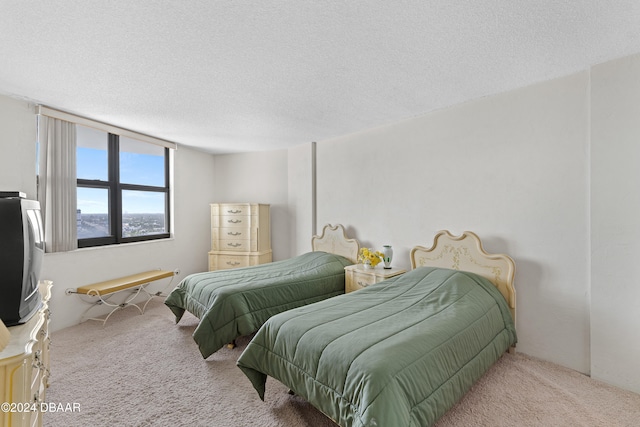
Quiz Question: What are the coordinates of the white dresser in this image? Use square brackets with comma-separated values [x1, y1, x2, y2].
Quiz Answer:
[0, 281, 52, 427]
[208, 203, 272, 271]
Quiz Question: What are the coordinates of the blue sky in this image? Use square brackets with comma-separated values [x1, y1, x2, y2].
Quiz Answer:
[77, 148, 165, 214]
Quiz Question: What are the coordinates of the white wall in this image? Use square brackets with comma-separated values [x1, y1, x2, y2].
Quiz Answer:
[212, 150, 291, 260]
[591, 52, 640, 393]
[312, 72, 591, 374]
[0, 95, 37, 197]
[287, 142, 315, 254]
[0, 94, 216, 331]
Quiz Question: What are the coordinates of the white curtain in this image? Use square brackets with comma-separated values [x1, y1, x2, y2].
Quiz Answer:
[37, 115, 78, 252]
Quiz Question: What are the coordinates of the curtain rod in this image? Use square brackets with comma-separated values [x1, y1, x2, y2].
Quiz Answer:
[36, 105, 177, 150]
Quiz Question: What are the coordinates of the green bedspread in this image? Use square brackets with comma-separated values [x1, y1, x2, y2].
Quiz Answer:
[237, 266, 517, 427]
[164, 251, 352, 358]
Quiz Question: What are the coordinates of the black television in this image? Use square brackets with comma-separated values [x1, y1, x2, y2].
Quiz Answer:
[0, 192, 45, 326]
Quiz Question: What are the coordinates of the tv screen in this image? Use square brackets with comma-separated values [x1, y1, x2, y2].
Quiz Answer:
[0, 195, 44, 326]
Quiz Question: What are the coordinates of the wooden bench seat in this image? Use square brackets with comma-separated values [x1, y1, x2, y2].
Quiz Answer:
[76, 270, 175, 296]
[68, 269, 176, 325]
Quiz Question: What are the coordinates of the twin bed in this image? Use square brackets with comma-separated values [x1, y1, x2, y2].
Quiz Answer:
[166, 228, 517, 427]
[164, 224, 359, 358]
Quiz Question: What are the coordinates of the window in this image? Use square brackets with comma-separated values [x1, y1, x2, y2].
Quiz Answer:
[76, 125, 170, 247]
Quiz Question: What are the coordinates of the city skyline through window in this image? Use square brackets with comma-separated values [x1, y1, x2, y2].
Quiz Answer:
[76, 125, 169, 245]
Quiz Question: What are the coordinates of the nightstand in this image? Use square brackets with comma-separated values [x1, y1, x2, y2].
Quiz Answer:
[344, 264, 406, 293]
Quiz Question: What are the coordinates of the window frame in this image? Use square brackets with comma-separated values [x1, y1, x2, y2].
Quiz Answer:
[77, 133, 171, 248]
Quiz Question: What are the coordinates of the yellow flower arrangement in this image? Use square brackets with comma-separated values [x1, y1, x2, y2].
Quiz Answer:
[358, 247, 384, 267]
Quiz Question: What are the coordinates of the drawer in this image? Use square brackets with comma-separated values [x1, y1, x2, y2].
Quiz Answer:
[211, 204, 258, 216]
[352, 272, 377, 289]
[30, 349, 43, 391]
[209, 251, 272, 271]
[214, 239, 253, 252]
[212, 227, 257, 241]
[346, 271, 378, 293]
[211, 228, 258, 251]
[209, 254, 250, 270]
[211, 215, 254, 227]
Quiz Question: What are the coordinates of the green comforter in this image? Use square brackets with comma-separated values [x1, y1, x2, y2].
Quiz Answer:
[237, 267, 517, 427]
[164, 251, 352, 358]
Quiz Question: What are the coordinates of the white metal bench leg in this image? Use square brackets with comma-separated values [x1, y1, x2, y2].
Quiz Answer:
[79, 286, 146, 326]
[98, 300, 144, 326]
[140, 274, 177, 313]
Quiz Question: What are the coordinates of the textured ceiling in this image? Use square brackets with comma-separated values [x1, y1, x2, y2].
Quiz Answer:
[1, 1, 640, 154]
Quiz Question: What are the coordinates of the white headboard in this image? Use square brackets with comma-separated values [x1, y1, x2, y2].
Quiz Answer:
[410, 230, 516, 323]
[311, 224, 360, 264]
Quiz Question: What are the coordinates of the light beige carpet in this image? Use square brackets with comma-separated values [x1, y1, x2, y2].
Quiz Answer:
[46, 299, 640, 427]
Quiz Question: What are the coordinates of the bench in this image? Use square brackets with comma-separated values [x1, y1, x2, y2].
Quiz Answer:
[66, 270, 176, 325]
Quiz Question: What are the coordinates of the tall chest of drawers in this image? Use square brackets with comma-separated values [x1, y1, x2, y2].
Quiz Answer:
[208, 203, 272, 271]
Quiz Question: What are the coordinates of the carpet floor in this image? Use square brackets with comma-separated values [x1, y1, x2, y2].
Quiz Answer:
[45, 299, 640, 426]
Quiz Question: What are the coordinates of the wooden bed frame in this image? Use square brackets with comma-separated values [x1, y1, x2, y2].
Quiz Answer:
[311, 224, 360, 264]
[410, 230, 516, 330]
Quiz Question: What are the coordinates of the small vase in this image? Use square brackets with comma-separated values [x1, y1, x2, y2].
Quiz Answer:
[382, 245, 393, 269]
[363, 261, 372, 270]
